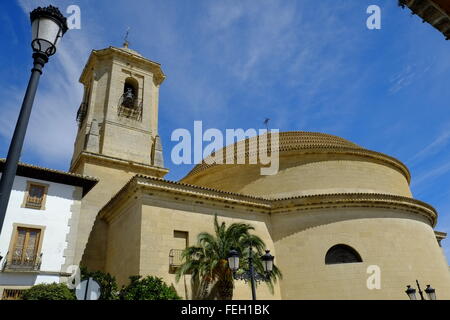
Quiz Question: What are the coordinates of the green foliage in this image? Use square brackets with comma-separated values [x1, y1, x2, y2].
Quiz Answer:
[120, 275, 181, 300]
[80, 267, 119, 300]
[175, 214, 282, 300]
[22, 283, 76, 300]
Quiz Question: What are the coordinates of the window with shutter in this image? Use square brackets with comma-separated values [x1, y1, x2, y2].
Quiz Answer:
[23, 182, 48, 210]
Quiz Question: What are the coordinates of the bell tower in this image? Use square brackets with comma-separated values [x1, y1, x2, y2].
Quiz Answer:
[69, 45, 168, 268]
[71, 45, 166, 169]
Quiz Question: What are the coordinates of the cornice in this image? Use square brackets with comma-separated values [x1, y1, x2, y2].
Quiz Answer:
[103, 119, 152, 135]
[399, 0, 450, 40]
[435, 230, 447, 241]
[70, 152, 168, 178]
[271, 192, 437, 226]
[79, 47, 166, 86]
[137, 175, 272, 208]
[0, 159, 98, 196]
[98, 175, 437, 227]
[99, 175, 271, 223]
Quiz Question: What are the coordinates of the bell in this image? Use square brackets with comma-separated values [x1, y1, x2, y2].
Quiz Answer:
[125, 88, 134, 100]
[123, 88, 134, 107]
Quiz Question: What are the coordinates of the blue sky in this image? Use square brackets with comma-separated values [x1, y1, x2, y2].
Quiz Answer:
[2, 0, 450, 257]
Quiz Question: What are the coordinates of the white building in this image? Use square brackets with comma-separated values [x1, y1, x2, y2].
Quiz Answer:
[0, 160, 97, 300]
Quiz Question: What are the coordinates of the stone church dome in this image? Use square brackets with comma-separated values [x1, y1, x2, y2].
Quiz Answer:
[181, 131, 412, 199]
[264, 131, 362, 150]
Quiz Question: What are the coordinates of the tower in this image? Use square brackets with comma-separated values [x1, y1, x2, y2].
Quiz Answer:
[70, 45, 168, 268]
[71, 44, 166, 168]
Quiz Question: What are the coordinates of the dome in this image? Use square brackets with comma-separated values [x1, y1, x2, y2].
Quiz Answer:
[118, 46, 143, 57]
[181, 131, 412, 199]
[260, 131, 362, 150]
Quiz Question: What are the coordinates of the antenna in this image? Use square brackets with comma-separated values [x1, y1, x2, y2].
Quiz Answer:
[123, 27, 131, 48]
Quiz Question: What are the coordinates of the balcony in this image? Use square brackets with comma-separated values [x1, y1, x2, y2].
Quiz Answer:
[2, 253, 42, 272]
[169, 249, 183, 272]
[118, 94, 142, 121]
[24, 194, 44, 209]
[76, 102, 88, 128]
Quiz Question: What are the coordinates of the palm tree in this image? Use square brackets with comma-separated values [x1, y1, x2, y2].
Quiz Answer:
[175, 215, 282, 300]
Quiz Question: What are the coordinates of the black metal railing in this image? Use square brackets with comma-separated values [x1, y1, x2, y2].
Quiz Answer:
[169, 249, 183, 268]
[118, 94, 142, 121]
[1, 289, 25, 300]
[76, 102, 88, 127]
[2, 253, 42, 272]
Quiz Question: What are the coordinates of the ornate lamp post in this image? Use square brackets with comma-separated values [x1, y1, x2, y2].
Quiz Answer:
[228, 245, 275, 300]
[0, 6, 68, 235]
[405, 280, 436, 300]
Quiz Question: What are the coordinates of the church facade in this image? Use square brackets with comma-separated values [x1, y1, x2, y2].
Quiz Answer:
[70, 44, 450, 300]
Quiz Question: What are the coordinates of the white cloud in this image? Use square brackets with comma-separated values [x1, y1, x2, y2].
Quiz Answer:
[389, 64, 416, 94]
[409, 129, 450, 166]
[412, 161, 450, 188]
[0, 0, 98, 168]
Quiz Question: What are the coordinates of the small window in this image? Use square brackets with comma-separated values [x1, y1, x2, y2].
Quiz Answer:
[325, 244, 362, 265]
[174, 230, 189, 248]
[118, 77, 142, 120]
[169, 231, 189, 271]
[23, 182, 48, 210]
[122, 77, 139, 109]
[2, 289, 25, 300]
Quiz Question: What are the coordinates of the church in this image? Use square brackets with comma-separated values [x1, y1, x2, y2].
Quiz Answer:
[68, 43, 450, 300]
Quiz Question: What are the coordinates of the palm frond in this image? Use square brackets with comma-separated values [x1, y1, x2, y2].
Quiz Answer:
[175, 214, 282, 299]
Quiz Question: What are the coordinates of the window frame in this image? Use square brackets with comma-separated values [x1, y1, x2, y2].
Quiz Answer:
[1, 288, 28, 300]
[325, 244, 363, 265]
[21, 181, 49, 210]
[123, 77, 139, 101]
[173, 230, 189, 248]
[6, 223, 46, 267]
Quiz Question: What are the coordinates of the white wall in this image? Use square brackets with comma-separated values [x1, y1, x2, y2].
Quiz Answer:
[0, 173, 81, 288]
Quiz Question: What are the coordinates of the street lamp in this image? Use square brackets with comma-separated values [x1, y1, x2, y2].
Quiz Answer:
[0, 6, 67, 235]
[227, 249, 240, 272]
[405, 280, 437, 300]
[405, 285, 417, 300]
[227, 246, 275, 300]
[261, 250, 274, 273]
[424, 285, 437, 301]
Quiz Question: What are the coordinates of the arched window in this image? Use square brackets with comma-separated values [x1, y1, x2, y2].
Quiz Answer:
[122, 77, 139, 108]
[325, 244, 362, 265]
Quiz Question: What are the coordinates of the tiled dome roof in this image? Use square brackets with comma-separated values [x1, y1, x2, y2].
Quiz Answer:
[270, 131, 362, 150]
[182, 131, 410, 182]
[185, 131, 366, 178]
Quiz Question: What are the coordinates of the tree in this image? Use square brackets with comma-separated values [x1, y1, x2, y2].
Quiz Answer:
[175, 215, 282, 300]
[120, 275, 181, 300]
[22, 283, 76, 300]
[80, 267, 119, 300]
